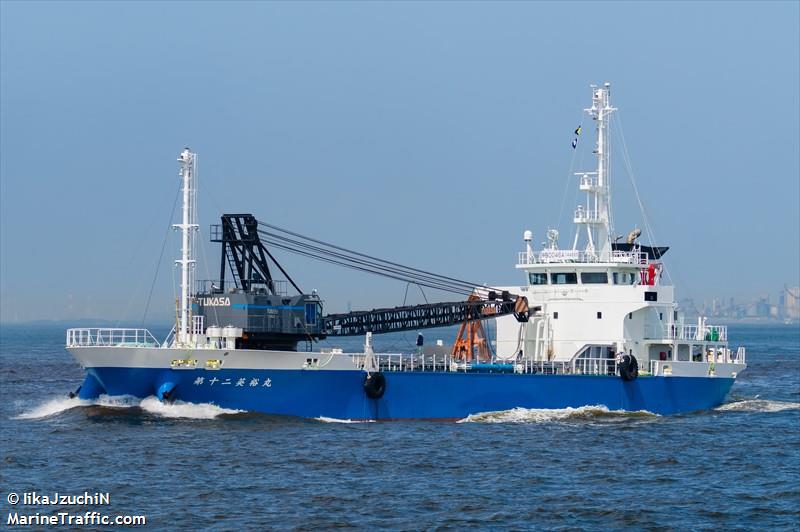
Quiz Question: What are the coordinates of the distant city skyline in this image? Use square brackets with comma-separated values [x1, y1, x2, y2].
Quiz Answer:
[680, 285, 800, 323]
[1, 1, 798, 323]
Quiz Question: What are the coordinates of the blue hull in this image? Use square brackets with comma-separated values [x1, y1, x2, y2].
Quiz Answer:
[78, 367, 735, 419]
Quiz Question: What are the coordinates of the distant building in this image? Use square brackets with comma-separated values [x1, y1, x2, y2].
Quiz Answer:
[685, 287, 798, 322]
[783, 286, 800, 320]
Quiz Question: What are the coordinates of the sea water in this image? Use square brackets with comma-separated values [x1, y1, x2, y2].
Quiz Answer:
[1, 323, 798, 529]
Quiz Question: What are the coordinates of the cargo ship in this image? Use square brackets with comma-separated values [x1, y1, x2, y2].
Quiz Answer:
[66, 83, 746, 420]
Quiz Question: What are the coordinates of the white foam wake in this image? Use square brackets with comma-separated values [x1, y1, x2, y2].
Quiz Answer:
[315, 416, 374, 424]
[15, 395, 240, 420]
[138, 396, 242, 419]
[458, 405, 656, 424]
[14, 397, 91, 420]
[716, 399, 800, 413]
[13, 394, 141, 420]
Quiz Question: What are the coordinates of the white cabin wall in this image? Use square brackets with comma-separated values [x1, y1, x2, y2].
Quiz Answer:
[623, 307, 648, 362]
[677, 344, 691, 361]
[495, 313, 524, 359]
[494, 281, 677, 363]
[546, 300, 630, 361]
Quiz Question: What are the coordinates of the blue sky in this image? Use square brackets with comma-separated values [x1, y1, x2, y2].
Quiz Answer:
[1, 1, 798, 323]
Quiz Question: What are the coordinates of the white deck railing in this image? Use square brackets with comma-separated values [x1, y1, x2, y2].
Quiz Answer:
[572, 357, 617, 376]
[574, 208, 602, 223]
[644, 324, 727, 342]
[579, 175, 596, 190]
[66, 328, 161, 348]
[351, 353, 449, 372]
[518, 249, 647, 266]
[352, 352, 748, 377]
[350, 353, 618, 376]
[650, 349, 746, 377]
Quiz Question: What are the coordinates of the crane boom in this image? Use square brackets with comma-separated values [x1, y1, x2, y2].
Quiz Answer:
[323, 295, 530, 337]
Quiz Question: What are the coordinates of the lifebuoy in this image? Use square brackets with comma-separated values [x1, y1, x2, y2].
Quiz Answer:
[363, 372, 386, 399]
[617, 354, 639, 381]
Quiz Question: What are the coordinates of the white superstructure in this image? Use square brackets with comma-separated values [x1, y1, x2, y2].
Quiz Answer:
[493, 83, 745, 378]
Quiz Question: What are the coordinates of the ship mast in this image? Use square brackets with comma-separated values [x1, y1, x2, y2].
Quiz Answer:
[175, 148, 198, 345]
[573, 83, 616, 258]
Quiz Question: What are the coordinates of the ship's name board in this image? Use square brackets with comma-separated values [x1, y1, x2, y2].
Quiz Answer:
[198, 297, 231, 306]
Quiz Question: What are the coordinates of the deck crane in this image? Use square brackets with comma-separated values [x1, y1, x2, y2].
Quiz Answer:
[192, 214, 530, 350]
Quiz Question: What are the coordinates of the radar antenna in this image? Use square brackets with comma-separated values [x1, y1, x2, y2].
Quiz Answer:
[626, 228, 642, 245]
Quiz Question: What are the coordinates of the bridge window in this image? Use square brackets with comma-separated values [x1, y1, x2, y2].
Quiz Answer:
[553, 311, 559, 319]
[529, 273, 548, 285]
[305, 303, 318, 325]
[612, 272, 635, 285]
[581, 272, 608, 284]
[597, 311, 602, 319]
[551, 272, 577, 285]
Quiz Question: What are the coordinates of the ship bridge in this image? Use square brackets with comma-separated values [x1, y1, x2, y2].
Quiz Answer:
[489, 83, 736, 378]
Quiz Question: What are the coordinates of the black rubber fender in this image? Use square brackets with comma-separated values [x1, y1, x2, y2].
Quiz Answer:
[618, 354, 639, 381]
[363, 372, 386, 399]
